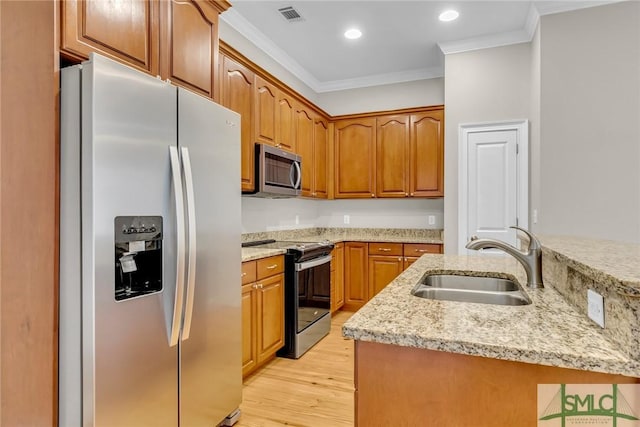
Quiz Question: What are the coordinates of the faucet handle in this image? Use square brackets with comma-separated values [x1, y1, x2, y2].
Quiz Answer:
[510, 226, 541, 251]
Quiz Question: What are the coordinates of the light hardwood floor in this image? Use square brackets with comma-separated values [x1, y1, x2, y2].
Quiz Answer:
[237, 311, 355, 427]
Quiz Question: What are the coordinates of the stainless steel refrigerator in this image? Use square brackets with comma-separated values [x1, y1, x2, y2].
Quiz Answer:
[59, 53, 242, 427]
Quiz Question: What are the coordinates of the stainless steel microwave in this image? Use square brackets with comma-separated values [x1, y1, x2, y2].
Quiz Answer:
[248, 143, 301, 198]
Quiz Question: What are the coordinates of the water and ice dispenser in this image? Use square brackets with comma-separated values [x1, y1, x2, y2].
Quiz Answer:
[114, 216, 163, 301]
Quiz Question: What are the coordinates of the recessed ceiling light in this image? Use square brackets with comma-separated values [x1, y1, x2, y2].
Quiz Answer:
[439, 10, 459, 22]
[344, 28, 362, 40]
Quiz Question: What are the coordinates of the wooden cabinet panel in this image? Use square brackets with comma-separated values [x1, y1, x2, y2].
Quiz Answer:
[254, 76, 277, 146]
[344, 242, 369, 311]
[241, 283, 257, 376]
[368, 256, 404, 298]
[313, 117, 329, 199]
[369, 242, 403, 256]
[60, 0, 160, 74]
[295, 105, 315, 196]
[410, 110, 444, 197]
[276, 91, 296, 152]
[220, 55, 255, 192]
[330, 243, 345, 313]
[241, 260, 257, 285]
[257, 255, 284, 279]
[403, 243, 442, 256]
[256, 273, 285, 363]
[403, 257, 419, 270]
[161, 0, 220, 100]
[334, 118, 376, 198]
[376, 115, 409, 197]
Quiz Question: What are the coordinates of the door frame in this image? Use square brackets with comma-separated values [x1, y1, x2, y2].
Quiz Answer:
[457, 120, 529, 255]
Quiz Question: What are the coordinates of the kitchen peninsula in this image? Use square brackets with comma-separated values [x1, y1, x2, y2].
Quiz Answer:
[342, 238, 640, 426]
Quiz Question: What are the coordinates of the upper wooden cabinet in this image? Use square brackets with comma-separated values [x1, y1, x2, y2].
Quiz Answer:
[376, 115, 410, 198]
[334, 118, 376, 198]
[60, 0, 160, 74]
[220, 55, 255, 192]
[60, 0, 230, 101]
[296, 103, 328, 199]
[276, 91, 296, 152]
[160, 0, 225, 100]
[409, 110, 444, 197]
[254, 76, 277, 146]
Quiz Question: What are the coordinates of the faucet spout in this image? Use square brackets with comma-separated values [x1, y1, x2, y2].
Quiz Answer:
[465, 226, 543, 288]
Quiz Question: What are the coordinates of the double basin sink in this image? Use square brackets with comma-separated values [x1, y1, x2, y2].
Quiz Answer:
[411, 274, 531, 306]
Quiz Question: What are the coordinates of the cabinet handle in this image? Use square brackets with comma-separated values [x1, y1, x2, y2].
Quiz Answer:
[415, 249, 429, 253]
[256, 284, 264, 289]
[378, 248, 391, 252]
[266, 264, 278, 270]
[241, 272, 247, 277]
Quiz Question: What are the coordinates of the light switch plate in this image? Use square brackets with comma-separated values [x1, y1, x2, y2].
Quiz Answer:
[587, 289, 605, 328]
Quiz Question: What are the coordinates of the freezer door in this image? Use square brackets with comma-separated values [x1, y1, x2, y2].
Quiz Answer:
[177, 88, 242, 426]
[80, 54, 179, 426]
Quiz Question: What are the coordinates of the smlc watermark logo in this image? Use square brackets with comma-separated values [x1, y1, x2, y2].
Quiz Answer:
[538, 384, 640, 426]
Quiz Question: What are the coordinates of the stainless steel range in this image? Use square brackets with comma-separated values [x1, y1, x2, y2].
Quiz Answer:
[242, 239, 334, 358]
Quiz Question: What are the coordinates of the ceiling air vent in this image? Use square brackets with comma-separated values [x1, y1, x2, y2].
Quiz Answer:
[278, 6, 305, 22]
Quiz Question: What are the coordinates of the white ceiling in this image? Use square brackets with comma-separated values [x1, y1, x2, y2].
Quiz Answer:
[222, 0, 617, 92]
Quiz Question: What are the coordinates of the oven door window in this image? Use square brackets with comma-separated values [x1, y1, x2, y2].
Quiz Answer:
[296, 260, 330, 333]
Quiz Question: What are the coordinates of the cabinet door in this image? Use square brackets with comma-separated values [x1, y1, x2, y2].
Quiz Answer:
[410, 110, 444, 197]
[344, 242, 369, 311]
[220, 55, 254, 192]
[256, 273, 284, 363]
[368, 256, 403, 298]
[60, 0, 160, 75]
[254, 76, 277, 146]
[276, 91, 296, 152]
[330, 243, 345, 313]
[241, 283, 257, 376]
[160, 0, 222, 100]
[313, 117, 329, 199]
[295, 104, 315, 197]
[403, 257, 420, 270]
[334, 118, 376, 198]
[376, 115, 409, 198]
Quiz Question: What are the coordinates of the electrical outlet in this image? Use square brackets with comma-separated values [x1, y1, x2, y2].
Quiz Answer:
[428, 215, 436, 225]
[533, 209, 538, 224]
[343, 214, 350, 225]
[587, 289, 605, 328]
[295, 215, 299, 225]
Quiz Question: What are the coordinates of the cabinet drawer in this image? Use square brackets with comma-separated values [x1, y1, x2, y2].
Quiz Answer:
[369, 242, 403, 256]
[242, 261, 257, 285]
[257, 255, 284, 279]
[403, 243, 442, 255]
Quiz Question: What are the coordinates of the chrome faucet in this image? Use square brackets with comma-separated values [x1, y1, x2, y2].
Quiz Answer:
[465, 226, 543, 288]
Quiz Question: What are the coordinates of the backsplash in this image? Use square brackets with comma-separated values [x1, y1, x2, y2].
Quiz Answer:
[242, 227, 443, 243]
[540, 236, 640, 361]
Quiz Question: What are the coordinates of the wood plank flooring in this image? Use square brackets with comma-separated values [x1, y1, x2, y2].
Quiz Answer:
[237, 311, 355, 427]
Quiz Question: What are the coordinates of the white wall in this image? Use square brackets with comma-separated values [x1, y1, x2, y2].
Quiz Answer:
[443, 43, 533, 253]
[538, 2, 640, 243]
[317, 78, 444, 116]
[241, 197, 444, 233]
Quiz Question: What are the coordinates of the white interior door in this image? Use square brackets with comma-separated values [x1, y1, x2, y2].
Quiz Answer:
[458, 121, 528, 255]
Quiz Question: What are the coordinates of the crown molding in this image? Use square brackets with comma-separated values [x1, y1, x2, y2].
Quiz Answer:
[438, 29, 532, 55]
[534, 0, 623, 16]
[221, 9, 323, 92]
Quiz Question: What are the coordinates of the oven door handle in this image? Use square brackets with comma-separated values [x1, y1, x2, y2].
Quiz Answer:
[295, 254, 332, 272]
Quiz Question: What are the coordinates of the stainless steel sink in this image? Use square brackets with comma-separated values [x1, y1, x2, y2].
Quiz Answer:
[411, 274, 531, 306]
[422, 274, 519, 292]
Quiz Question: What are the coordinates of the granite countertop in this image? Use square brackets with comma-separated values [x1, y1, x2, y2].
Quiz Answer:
[241, 228, 443, 262]
[342, 254, 640, 378]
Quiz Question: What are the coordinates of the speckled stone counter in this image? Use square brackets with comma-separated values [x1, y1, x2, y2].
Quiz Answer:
[540, 235, 640, 360]
[241, 247, 286, 262]
[342, 254, 640, 378]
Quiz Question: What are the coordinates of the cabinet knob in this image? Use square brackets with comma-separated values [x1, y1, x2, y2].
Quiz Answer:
[410, 193, 414, 196]
[256, 283, 264, 289]
[398, 257, 402, 261]
[405, 193, 409, 196]
[241, 272, 247, 277]
[371, 193, 375, 198]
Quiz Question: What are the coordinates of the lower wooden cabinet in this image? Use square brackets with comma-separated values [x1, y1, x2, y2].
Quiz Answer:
[343, 242, 443, 311]
[241, 256, 284, 377]
[330, 242, 345, 313]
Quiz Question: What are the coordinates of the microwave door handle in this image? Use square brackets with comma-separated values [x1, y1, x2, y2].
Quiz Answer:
[289, 162, 295, 188]
[293, 161, 301, 189]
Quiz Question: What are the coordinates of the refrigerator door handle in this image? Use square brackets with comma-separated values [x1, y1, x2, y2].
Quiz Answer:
[180, 147, 197, 341]
[169, 146, 186, 347]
